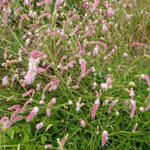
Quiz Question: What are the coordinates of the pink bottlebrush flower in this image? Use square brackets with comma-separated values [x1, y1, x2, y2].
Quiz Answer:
[76, 98, 84, 111]
[22, 89, 34, 97]
[68, 100, 73, 105]
[106, 74, 113, 89]
[129, 3, 132, 9]
[127, 88, 134, 100]
[24, 0, 29, 5]
[29, 9, 37, 18]
[45, 144, 52, 149]
[123, 53, 130, 62]
[101, 130, 108, 147]
[42, 79, 58, 96]
[2, 75, 9, 86]
[80, 119, 86, 128]
[130, 100, 136, 118]
[36, 67, 46, 73]
[49, 98, 56, 105]
[56, 45, 65, 56]
[24, 57, 40, 85]
[71, 24, 82, 35]
[22, 99, 32, 112]
[107, 7, 114, 17]
[139, 107, 144, 112]
[39, 100, 45, 105]
[0, 0, 8, 11]
[108, 100, 118, 113]
[11, 74, 17, 87]
[19, 13, 28, 29]
[141, 74, 150, 86]
[25, 38, 30, 50]
[101, 83, 107, 91]
[14, 7, 23, 20]
[36, 82, 41, 91]
[64, 61, 76, 70]
[131, 42, 146, 47]
[79, 59, 86, 75]
[103, 97, 113, 105]
[93, 45, 99, 56]
[132, 123, 138, 133]
[12, 115, 22, 124]
[3, 47, 7, 60]
[56, 0, 64, 6]
[83, 3, 88, 7]
[126, 15, 131, 21]
[58, 134, 69, 150]
[36, 1, 45, 6]
[26, 106, 39, 122]
[102, 23, 108, 34]
[8, 108, 23, 128]
[92, 99, 100, 118]
[46, 107, 51, 117]
[36, 122, 45, 130]
[144, 103, 150, 111]
[1, 63, 6, 67]
[8, 105, 21, 111]
[91, 0, 100, 11]
[39, 13, 50, 19]
[145, 93, 150, 102]
[0, 116, 9, 131]
[96, 126, 99, 134]
[92, 82, 98, 89]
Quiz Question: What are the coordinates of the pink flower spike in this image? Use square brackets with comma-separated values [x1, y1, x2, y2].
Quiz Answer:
[19, 14, 28, 29]
[79, 59, 86, 74]
[144, 103, 150, 111]
[3, 48, 7, 60]
[36, 67, 46, 73]
[36, 82, 41, 91]
[0, 0, 8, 11]
[68, 100, 73, 105]
[49, 98, 56, 105]
[46, 107, 51, 117]
[101, 83, 107, 90]
[92, 99, 100, 118]
[141, 74, 150, 86]
[145, 93, 150, 102]
[11, 74, 17, 87]
[45, 144, 52, 149]
[126, 15, 131, 21]
[8, 105, 21, 111]
[26, 106, 39, 122]
[132, 123, 138, 133]
[80, 118, 86, 128]
[58, 134, 69, 150]
[96, 126, 99, 134]
[22, 89, 34, 97]
[91, 0, 100, 11]
[140, 107, 144, 112]
[101, 130, 108, 147]
[76, 98, 84, 111]
[2, 75, 9, 86]
[130, 100, 136, 118]
[36, 122, 45, 130]
[108, 100, 118, 113]
[12, 115, 22, 124]
[131, 42, 146, 47]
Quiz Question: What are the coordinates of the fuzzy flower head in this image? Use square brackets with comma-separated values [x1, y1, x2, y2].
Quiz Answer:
[36, 121, 45, 130]
[2, 75, 9, 86]
[80, 118, 86, 128]
[101, 130, 108, 147]
[26, 106, 39, 122]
